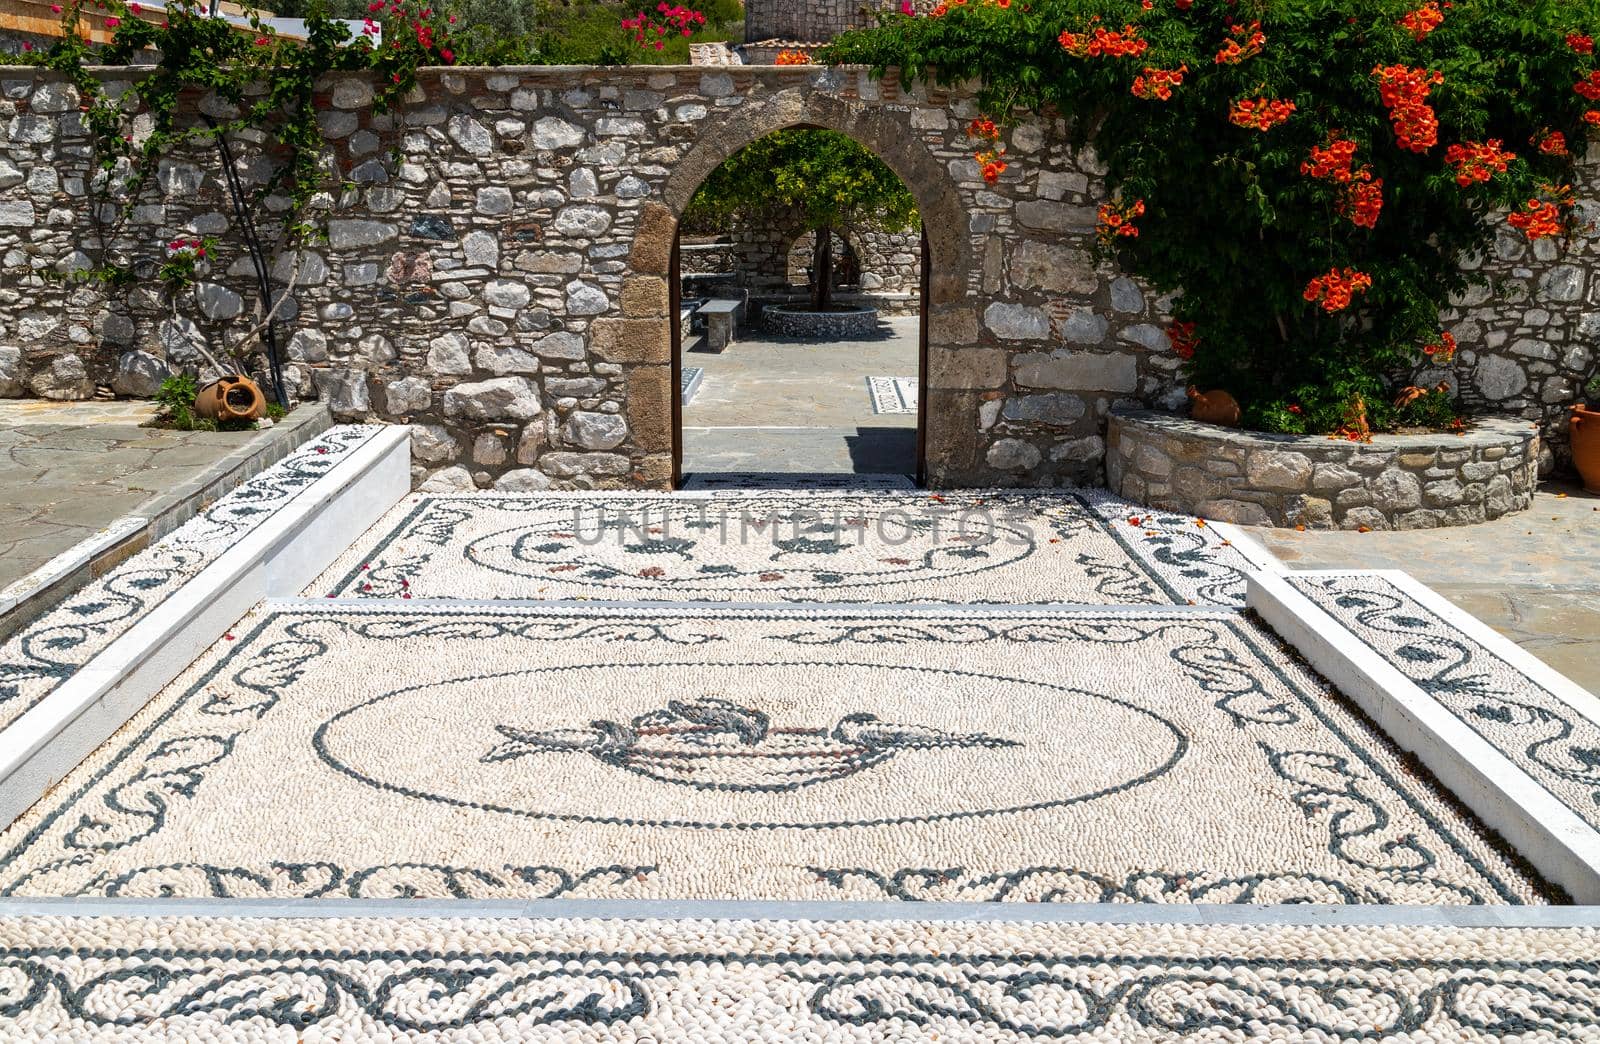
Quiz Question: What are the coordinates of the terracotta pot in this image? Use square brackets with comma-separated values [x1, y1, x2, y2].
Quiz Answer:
[1573, 404, 1600, 494]
[1187, 386, 1241, 427]
[194, 375, 266, 422]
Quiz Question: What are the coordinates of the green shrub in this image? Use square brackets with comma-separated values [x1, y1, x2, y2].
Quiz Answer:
[824, 0, 1597, 435]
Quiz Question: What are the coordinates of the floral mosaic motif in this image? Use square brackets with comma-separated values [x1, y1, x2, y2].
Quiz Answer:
[4, 860, 656, 899]
[0, 426, 380, 734]
[1291, 574, 1600, 830]
[321, 489, 1254, 607]
[803, 960, 1600, 1039]
[0, 957, 651, 1032]
[483, 697, 1019, 793]
[809, 865, 1481, 904]
[0, 941, 1596, 1038]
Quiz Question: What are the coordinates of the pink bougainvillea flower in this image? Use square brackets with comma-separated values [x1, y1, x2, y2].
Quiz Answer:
[103, 15, 119, 26]
[900, 0, 913, 12]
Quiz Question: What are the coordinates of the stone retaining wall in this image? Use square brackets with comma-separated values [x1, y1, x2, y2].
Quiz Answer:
[1105, 410, 1539, 530]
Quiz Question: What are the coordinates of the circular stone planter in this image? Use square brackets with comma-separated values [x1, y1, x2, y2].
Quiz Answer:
[1106, 409, 1539, 530]
[762, 305, 879, 340]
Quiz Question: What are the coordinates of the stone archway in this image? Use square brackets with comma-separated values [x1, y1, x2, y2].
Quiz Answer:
[626, 88, 974, 487]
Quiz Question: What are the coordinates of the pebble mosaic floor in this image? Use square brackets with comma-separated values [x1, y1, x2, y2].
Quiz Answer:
[0, 914, 1595, 1041]
[312, 489, 1256, 606]
[0, 603, 1551, 905]
[1292, 572, 1600, 832]
[0, 426, 381, 735]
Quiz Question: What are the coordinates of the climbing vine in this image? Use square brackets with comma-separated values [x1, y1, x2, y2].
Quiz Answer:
[4, 0, 461, 395]
[824, 0, 1600, 435]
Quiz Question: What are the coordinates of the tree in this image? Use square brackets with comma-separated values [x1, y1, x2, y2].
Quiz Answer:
[684, 129, 919, 310]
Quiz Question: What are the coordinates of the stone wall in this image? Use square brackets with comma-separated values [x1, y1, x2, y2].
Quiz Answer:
[0, 64, 1186, 490]
[745, 0, 898, 44]
[0, 64, 1593, 491]
[679, 222, 920, 298]
[1106, 411, 1540, 530]
[1426, 149, 1600, 476]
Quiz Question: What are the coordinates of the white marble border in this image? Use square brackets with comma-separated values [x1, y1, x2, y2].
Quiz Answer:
[0, 427, 411, 828]
[1247, 567, 1600, 902]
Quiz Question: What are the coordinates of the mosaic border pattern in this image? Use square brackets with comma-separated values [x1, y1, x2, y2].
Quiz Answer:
[1290, 573, 1600, 833]
[676, 472, 919, 490]
[866, 374, 917, 414]
[319, 489, 1254, 607]
[0, 604, 1549, 905]
[0, 426, 383, 734]
[0, 917, 1595, 1039]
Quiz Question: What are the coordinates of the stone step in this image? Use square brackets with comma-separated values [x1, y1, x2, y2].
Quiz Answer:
[1249, 566, 1600, 902]
[0, 426, 410, 829]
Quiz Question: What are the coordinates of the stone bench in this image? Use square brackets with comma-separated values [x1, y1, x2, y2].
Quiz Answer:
[699, 298, 743, 352]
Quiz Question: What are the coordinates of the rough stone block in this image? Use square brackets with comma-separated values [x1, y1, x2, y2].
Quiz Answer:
[539, 451, 632, 478]
[563, 410, 628, 450]
[928, 346, 1005, 390]
[629, 203, 676, 276]
[496, 468, 554, 492]
[1194, 499, 1272, 526]
[442, 376, 541, 421]
[626, 365, 672, 454]
[621, 277, 668, 318]
[1013, 351, 1137, 393]
[1245, 451, 1312, 492]
[591, 318, 668, 363]
[985, 438, 1042, 471]
[1002, 392, 1086, 426]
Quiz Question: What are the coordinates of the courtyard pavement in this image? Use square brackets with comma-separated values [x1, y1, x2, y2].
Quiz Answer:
[0, 425, 1595, 1038]
[681, 314, 919, 476]
[0, 401, 258, 592]
[1250, 480, 1600, 694]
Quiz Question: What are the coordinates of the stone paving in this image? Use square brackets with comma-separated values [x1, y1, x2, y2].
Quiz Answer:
[0, 401, 259, 593]
[681, 316, 918, 477]
[1252, 481, 1600, 695]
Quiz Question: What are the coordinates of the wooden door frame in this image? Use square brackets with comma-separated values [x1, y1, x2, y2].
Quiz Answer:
[915, 226, 930, 488]
[668, 225, 930, 489]
[670, 231, 683, 489]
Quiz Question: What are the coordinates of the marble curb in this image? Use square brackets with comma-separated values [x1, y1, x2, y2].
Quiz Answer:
[0, 897, 1595, 928]
[1246, 566, 1600, 903]
[0, 404, 333, 644]
[1201, 519, 1283, 574]
[0, 425, 410, 829]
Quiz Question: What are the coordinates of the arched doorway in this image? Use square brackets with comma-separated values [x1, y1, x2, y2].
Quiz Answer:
[633, 91, 972, 489]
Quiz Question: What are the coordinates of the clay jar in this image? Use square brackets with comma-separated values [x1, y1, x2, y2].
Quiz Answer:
[1187, 386, 1242, 427]
[194, 375, 267, 422]
[1571, 404, 1600, 494]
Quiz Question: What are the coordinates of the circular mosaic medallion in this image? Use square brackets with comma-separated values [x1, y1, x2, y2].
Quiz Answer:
[313, 661, 1186, 829]
[460, 502, 1040, 594]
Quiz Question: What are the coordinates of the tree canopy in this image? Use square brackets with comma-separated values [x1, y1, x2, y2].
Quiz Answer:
[685, 129, 920, 309]
[685, 129, 920, 236]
